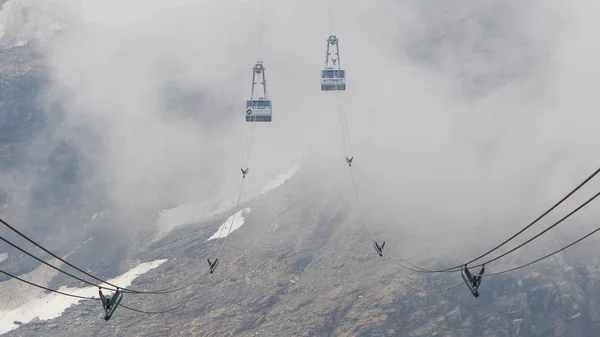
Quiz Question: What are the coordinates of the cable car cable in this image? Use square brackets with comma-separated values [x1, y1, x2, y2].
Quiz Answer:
[434, 167, 600, 272]
[0, 234, 127, 293]
[0, 216, 212, 295]
[203, 129, 254, 262]
[321, 8, 599, 275]
[0, 242, 448, 318]
[118, 270, 210, 315]
[0, 0, 271, 302]
[383, 255, 463, 293]
[208, 0, 263, 260]
[370, 167, 600, 274]
[470, 190, 599, 270]
[322, 2, 435, 288]
[384, 248, 445, 274]
[0, 265, 204, 316]
[208, 0, 266, 264]
[337, 92, 353, 156]
[121, 298, 191, 315]
[336, 94, 352, 161]
[323, 1, 397, 269]
[258, 0, 264, 61]
[484, 225, 600, 277]
[324, 7, 599, 277]
[1, 229, 213, 295]
[204, 180, 243, 261]
[0, 217, 161, 294]
[383, 188, 599, 274]
[327, 0, 333, 36]
[320, 4, 600, 289]
[0, 267, 99, 301]
[211, 179, 248, 260]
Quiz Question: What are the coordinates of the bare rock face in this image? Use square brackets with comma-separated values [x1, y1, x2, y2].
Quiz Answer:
[4, 167, 600, 337]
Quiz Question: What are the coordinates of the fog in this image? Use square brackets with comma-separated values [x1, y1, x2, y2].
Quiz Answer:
[2, 0, 599, 267]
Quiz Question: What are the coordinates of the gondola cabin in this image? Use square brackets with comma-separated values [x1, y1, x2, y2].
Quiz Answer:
[321, 69, 346, 91]
[246, 99, 272, 122]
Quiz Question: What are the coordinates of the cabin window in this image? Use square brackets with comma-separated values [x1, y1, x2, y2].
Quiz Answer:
[322, 70, 344, 78]
[247, 100, 271, 109]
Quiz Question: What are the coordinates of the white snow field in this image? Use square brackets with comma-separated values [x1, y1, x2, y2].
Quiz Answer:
[206, 207, 251, 241]
[0, 255, 167, 335]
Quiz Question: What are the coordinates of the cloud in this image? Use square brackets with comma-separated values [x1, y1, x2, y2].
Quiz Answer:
[343, 0, 600, 260]
[81, 0, 197, 25]
[0, 0, 596, 264]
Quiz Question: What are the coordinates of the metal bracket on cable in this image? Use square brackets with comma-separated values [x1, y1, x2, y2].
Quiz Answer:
[345, 156, 353, 167]
[461, 264, 485, 298]
[99, 287, 123, 321]
[207, 258, 219, 274]
[373, 240, 385, 257]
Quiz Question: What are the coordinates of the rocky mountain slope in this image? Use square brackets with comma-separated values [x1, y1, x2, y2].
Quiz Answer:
[2, 163, 600, 337]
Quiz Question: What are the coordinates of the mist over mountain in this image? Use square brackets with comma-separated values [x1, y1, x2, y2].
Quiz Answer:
[0, 0, 599, 336]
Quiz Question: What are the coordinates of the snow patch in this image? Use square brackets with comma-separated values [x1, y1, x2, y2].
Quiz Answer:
[80, 210, 115, 229]
[63, 237, 94, 259]
[0, 253, 7, 264]
[153, 176, 244, 240]
[96, 259, 167, 294]
[206, 208, 251, 241]
[261, 165, 300, 195]
[154, 165, 298, 240]
[154, 194, 237, 241]
[0, 237, 93, 317]
[0, 259, 167, 335]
